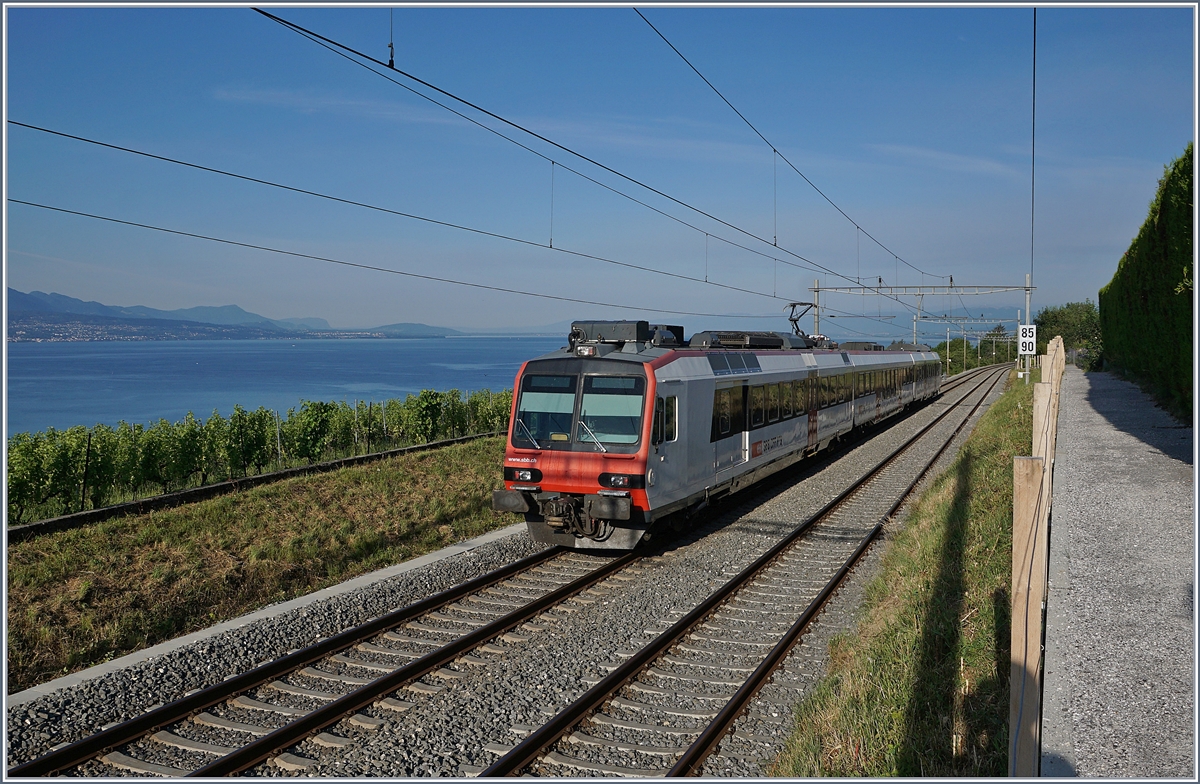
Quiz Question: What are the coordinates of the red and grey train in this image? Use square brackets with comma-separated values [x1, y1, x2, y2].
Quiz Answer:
[492, 320, 942, 550]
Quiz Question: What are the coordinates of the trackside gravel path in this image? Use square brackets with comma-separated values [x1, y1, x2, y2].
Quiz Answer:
[1041, 366, 1194, 778]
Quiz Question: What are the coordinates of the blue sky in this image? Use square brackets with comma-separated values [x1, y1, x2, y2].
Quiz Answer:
[4, 5, 1194, 340]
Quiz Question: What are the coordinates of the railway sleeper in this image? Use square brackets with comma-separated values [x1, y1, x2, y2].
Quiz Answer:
[658, 654, 756, 673]
[609, 695, 718, 719]
[100, 751, 191, 778]
[542, 750, 666, 778]
[568, 731, 684, 757]
[626, 682, 734, 702]
[192, 712, 273, 736]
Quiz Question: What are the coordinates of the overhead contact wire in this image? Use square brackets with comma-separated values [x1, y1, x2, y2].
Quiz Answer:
[8, 121, 779, 303]
[234, 22, 844, 286]
[8, 199, 782, 319]
[252, 8, 919, 313]
[634, 8, 947, 281]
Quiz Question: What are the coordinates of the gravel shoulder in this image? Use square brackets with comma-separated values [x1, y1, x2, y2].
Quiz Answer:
[1040, 366, 1194, 778]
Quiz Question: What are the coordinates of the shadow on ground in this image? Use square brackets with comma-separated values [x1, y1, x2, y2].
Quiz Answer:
[897, 450, 1008, 776]
[1082, 370, 1192, 465]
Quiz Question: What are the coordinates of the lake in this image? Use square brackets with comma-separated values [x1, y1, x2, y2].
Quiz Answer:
[5, 337, 565, 435]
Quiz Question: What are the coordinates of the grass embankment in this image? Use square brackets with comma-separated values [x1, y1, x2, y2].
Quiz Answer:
[7, 437, 510, 693]
[772, 368, 1035, 777]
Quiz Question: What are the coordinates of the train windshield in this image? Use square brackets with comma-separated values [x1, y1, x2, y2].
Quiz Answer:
[514, 374, 577, 446]
[578, 376, 645, 445]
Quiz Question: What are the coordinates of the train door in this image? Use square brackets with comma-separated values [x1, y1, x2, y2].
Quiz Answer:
[878, 367, 888, 422]
[713, 384, 747, 475]
[648, 384, 685, 504]
[806, 377, 818, 451]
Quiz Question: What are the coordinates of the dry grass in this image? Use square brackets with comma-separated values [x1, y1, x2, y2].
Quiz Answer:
[7, 437, 511, 693]
[771, 368, 1035, 777]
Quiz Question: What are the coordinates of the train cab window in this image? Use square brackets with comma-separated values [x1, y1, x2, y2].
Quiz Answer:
[515, 374, 577, 446]
[781, 382, 793, 418]
[653, 396, 678, 445]
[750, 385, 766, 428]
[578, 376, 645, 446]
[767, 384, 780, 422]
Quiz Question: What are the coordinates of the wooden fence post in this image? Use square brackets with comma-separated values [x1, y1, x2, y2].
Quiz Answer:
[1009, 334, 1067, 776]
[1010, 455, 1047, 777]
[1032, 383, 1052, 462]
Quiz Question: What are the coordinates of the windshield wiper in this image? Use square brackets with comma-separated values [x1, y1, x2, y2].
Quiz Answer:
[577, 419, 608, 453]
[515, 417, 541, 449]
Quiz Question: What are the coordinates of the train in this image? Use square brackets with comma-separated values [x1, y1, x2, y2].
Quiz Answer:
[492, 320, 942, 550]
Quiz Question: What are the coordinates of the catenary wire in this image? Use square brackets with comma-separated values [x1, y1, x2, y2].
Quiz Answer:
[252, 8, 919, 316]
[634, 8, 948, 281]
[8, 124, 912, 336]
[7, 199, 785, 320]
[261, 22, 826, 283]
[8, 121, 780, 304]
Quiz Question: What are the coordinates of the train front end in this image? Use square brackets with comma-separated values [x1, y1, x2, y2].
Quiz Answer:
[491, 322, 674, 550]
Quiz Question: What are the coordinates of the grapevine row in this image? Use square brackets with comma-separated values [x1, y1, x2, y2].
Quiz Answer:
[6, 388, 512, 525]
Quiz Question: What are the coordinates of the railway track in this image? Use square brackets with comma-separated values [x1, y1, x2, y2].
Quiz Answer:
[9, 549, 639, 776]
[480, 364, 1009, 777]
[8, 364, 1010, 778]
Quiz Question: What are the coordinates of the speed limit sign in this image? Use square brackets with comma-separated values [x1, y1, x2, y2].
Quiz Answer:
[1019, 324, 1037, 355]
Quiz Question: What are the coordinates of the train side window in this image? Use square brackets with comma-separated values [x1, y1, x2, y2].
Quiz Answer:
[750, 385, 765, 428]
[781, 381, 793, 418]
[767, 384, 780, 422]
[794, 380, 806, 415]
[665, 396, 677, 441]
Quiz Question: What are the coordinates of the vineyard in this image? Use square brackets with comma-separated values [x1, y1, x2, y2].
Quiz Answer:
[6, 388, 512, 525]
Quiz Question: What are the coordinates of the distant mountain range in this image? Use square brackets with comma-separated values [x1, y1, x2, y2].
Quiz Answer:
[7, 289, 465, 341]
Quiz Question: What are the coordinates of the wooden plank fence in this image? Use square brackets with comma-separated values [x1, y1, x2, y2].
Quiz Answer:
[1009, 336, 1066, 776]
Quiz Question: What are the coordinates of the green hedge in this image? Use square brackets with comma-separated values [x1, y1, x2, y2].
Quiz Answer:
[6, 388, 512, 525]
[1099, 143, 1193, 419]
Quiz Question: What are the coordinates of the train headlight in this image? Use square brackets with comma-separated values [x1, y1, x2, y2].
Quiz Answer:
[608, 474, 630, 488]
[504, 467, 542, 482]
[576, 345, 597, 357]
